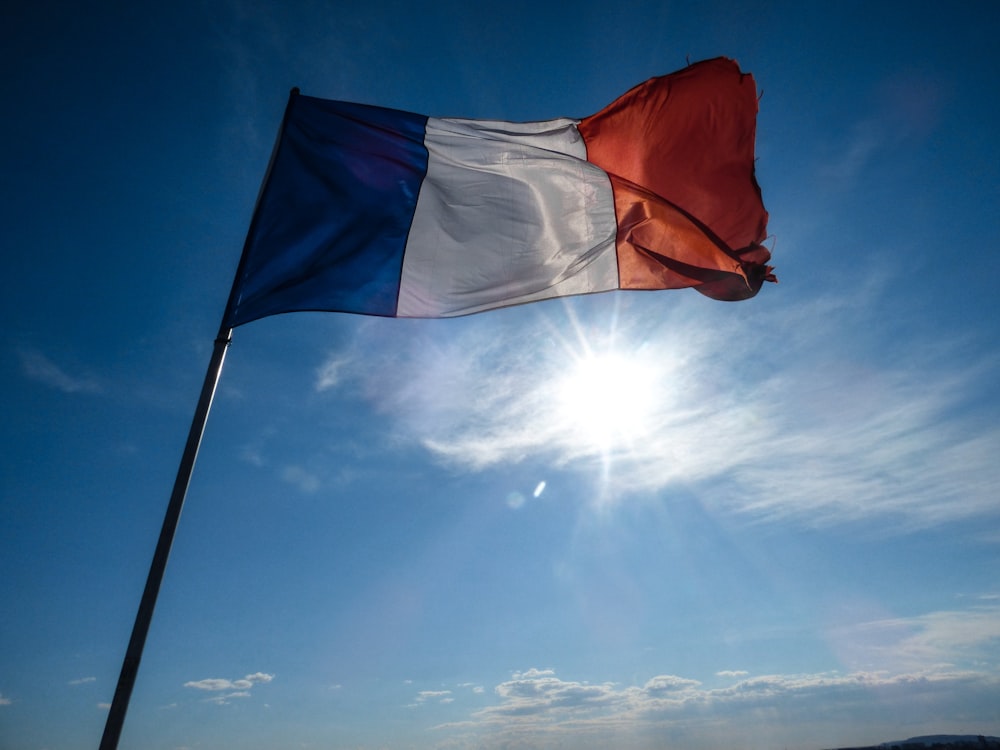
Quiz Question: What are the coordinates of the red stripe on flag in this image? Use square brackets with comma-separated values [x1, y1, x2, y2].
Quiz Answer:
[579, 57, 773, 300]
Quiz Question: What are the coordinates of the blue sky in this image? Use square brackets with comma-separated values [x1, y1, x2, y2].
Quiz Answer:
[2, 1, 999, 749]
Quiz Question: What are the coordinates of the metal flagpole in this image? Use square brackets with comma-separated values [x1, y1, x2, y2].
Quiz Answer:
[98, 87, 298, 750]
[98, 324, 232, 750]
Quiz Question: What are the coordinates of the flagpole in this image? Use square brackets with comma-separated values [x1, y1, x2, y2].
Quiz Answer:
[98, 87, 297, 750]
[98, 325, 232, 750]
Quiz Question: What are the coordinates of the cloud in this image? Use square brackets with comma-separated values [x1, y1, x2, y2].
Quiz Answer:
[643, 675, 701, 694]
[486, 671, 622, 717]
[819, 119, 884, 184]
[415, 690, 453, 704]
[512, 668, 555, 679]
[0, 694, 11, 706]
[185, 678, 239, 691]
[827, 605, 1000, 673]
[240, 445, 267, 467]
[17, 348, 101, 394]
[68, 676, 97, 685]
[184, 672, 274, 704]
[817, 71, 946, 188]
[437, 665, 1000, 750]
[431, 603, 1000, 748]
[281, 465, 321, 494]
[344, 290, 1000, 528]
[315, 354, 349, 392]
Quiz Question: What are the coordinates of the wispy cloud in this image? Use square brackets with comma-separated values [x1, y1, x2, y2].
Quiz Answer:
[17, 348, 101, 394]
[414, 689, 453, 705]
[826, 605, 1000, 673]
[240, 444, 267, 467]
[210, 0, 294, 166]
[184, 672, 274, 705]
[817, 71, 947, 188]
[281, 465, 321, 493]
[342, 286, 999, 528]
[0, 693, 11, 706]
[315, 354, 348, 392]
[68, 676, 97, 685]
[210, 0, 354, 171]
[239, 433, 330, 494]
[819, 119, 884, 184]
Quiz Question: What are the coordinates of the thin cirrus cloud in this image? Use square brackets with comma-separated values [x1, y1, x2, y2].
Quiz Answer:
[818, 119, 885, 185]
[817, 72, 946, 188]
[321, 284, 999, 528]
[17, 348, 102, 394]
[315, 354, 348, 392]
[280, 465, 321, 494]
[825, 605, 1000, 673]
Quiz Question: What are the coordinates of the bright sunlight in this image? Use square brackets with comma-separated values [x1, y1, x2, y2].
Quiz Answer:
[554, 350, 664, 452]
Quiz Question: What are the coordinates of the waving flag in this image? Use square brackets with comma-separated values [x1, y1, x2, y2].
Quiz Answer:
[105, 61, 775, 746]
[224, 57, 773, 327]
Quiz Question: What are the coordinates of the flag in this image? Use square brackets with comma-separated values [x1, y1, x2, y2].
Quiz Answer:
[223, 57, 773, 327]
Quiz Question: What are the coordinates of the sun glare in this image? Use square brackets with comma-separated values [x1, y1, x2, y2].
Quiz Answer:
[554, 351, 663, 452]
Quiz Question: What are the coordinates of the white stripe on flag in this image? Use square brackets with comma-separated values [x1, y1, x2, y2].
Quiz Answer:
[397, 116, 619, 317]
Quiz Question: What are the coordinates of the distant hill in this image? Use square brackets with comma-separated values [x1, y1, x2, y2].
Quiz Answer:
[828, 735, 1000, 750]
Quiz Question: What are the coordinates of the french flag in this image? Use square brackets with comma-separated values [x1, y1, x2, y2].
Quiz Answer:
[224, 57, 773, 327]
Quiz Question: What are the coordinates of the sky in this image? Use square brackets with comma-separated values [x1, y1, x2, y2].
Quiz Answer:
[2, 1, 999, 749]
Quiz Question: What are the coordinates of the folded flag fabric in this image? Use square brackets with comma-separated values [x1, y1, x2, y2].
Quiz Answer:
[224, 57, 773, 327]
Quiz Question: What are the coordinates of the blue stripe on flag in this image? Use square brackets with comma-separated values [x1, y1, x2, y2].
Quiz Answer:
[226, 94, 429, 325]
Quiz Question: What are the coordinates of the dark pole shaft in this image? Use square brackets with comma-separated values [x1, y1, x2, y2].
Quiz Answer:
[99, 328, 233, 750]
[98, 85, 297, 750]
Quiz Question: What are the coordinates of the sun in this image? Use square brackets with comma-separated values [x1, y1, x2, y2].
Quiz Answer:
[554, 350, 663, 453]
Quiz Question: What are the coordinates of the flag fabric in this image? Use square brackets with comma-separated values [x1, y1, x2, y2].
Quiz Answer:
[223, 57, 773, 328]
